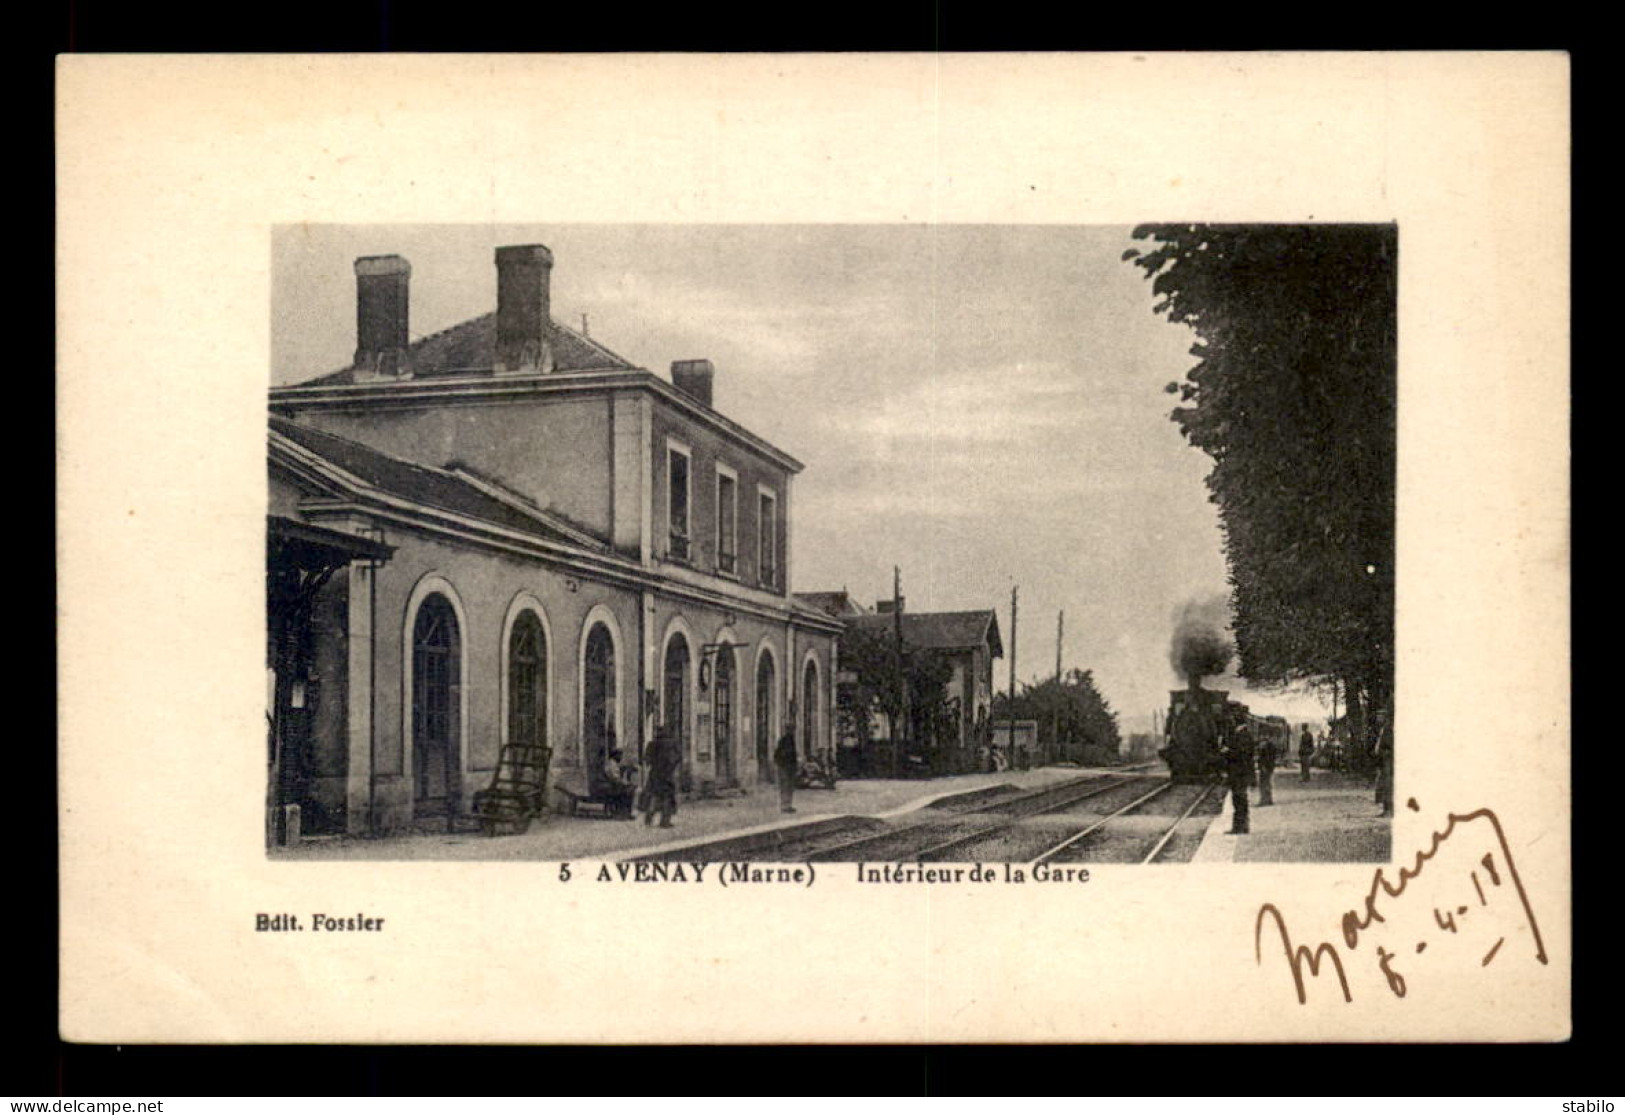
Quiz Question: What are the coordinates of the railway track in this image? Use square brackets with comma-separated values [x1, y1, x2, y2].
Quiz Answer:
[860, 776, 1208, 864]
[807, 773, 1222, 865]
[633, 771, 1135, 863]
[1031, 778, 1221, 865]
[632, 766, 1223, 865]
[802, 772, 1155, 862]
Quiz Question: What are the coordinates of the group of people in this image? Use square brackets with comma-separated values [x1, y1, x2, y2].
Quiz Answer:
[597, 726, 803, 828]
[1218, 721, 1321, 834]
[1219, 712, 1393, 834]
[598, 729, 682, 827]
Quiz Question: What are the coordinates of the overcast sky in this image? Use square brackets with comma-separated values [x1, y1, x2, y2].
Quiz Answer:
[272, 224, 1328, 730]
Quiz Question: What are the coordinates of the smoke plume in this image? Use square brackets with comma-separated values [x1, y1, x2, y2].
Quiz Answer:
[1170, 597, 1234, 685]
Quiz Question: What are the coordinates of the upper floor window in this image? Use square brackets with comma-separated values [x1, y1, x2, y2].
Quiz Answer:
[716, 465, 738, 575]
[668, 442, 691, 561]
[758, 487, 778, 588]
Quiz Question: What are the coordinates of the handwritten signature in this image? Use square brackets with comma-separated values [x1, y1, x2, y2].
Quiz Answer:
[1255, 798, 1548, 1004]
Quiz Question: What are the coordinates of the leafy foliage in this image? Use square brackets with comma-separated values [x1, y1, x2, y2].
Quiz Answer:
[993, 668, 1122, 758]
[837, 622, 955, 746]
[1123, 224, 1396, 746]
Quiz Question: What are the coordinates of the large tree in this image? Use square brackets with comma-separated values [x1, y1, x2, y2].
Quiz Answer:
[1124, 224, 1396, 760]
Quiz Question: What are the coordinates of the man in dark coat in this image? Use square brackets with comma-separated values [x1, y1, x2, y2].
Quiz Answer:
[641, 727, 680, 829]
[774, 728, 798, 813]
[1298, 725, 1316, 782]
[1223, 719, 1256, 835]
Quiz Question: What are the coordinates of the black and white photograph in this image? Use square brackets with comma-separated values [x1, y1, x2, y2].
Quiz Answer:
[267, 222, 1396, 867]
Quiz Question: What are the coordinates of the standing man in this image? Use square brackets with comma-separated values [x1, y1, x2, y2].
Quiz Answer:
[1255, 727, 1278, 806]
[774, 727, 799, 814]
[641, 726, 680, 829]
[1298, 724, 1316, 783]
[1223, 716, 1256, 835]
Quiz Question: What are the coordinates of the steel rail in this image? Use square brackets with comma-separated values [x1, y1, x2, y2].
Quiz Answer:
[979, 775, 1140, 815]
[893, 775, 1162, 862]
[1026, 781, 1181, 866]
[803, 773, 1149, 862]
[1138, 781, 1219, 864]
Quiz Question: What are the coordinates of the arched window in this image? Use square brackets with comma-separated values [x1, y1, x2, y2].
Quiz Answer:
[507, 611, 547, 750]
[583, 622, 616, 793]
[412, 594, 461, 816]
[802, 657, 820, 759]
[755, 651, 777, 782]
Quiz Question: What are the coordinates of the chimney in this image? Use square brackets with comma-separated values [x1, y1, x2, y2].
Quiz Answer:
[353, 255, 411, 378]
[495, 244, 555, 374]
[671, 359, 715, 408]
[875, 598, 904, 614]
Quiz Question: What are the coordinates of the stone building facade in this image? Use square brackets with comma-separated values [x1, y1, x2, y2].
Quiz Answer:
[268, 243, 841, 836]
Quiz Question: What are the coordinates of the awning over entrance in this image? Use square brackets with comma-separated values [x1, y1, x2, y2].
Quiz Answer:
[268, 514, 395, 573]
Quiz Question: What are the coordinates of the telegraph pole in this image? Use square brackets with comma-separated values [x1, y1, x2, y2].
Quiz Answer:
[1053, 609, 1063, 763]
[1055, 610, 1064, 682]
[1007, 585, 1018, 760]
[892, 565, 905, 778]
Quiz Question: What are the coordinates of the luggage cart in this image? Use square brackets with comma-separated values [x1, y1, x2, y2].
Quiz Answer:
[473, 742, 552, 836]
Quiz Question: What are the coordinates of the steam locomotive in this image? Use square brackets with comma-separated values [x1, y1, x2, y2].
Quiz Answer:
[1160, 683, 1292, 782]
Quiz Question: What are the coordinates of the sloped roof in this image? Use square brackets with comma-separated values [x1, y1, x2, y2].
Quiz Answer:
[295, 314, 638, 386]
[793, 590, 871, 618]
[269, 416, 608, 549]
[845, 610, 1003, 657]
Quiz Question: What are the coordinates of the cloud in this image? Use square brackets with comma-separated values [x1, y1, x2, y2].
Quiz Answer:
[573, 270, 917, 371]
[811, 361, 1089, 448]
[797, 485, 989, 525]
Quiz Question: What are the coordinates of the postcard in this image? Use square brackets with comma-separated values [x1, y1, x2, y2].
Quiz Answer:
[57, 52, 1569, 1043]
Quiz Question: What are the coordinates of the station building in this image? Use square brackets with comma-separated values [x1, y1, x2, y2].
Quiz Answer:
[798, 592, 1002, 775]
[267, 244, 842, 837]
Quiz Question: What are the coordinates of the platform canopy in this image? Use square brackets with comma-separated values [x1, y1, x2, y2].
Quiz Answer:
[268, 514, 394, 571]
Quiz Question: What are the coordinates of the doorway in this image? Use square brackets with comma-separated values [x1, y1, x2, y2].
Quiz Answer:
[802, 658, 819, 760]
[508, 611, 547, 751]
[713, 644, 735, 785]
[663, 634, 690, 772]
[583, 622, 616, 796]
[755, 652, 776, 782]
[412, 594, 461, 818]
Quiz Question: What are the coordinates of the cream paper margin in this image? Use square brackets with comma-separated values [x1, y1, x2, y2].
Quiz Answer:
[56, 53, 1570, 1043]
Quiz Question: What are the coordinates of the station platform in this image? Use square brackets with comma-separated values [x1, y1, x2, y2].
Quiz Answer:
[273, 765, 1087, 862]
[1189, 768, 1392, 863]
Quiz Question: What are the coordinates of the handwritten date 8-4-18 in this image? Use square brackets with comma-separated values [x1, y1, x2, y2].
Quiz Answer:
[1255, 799, 1548, 1005]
